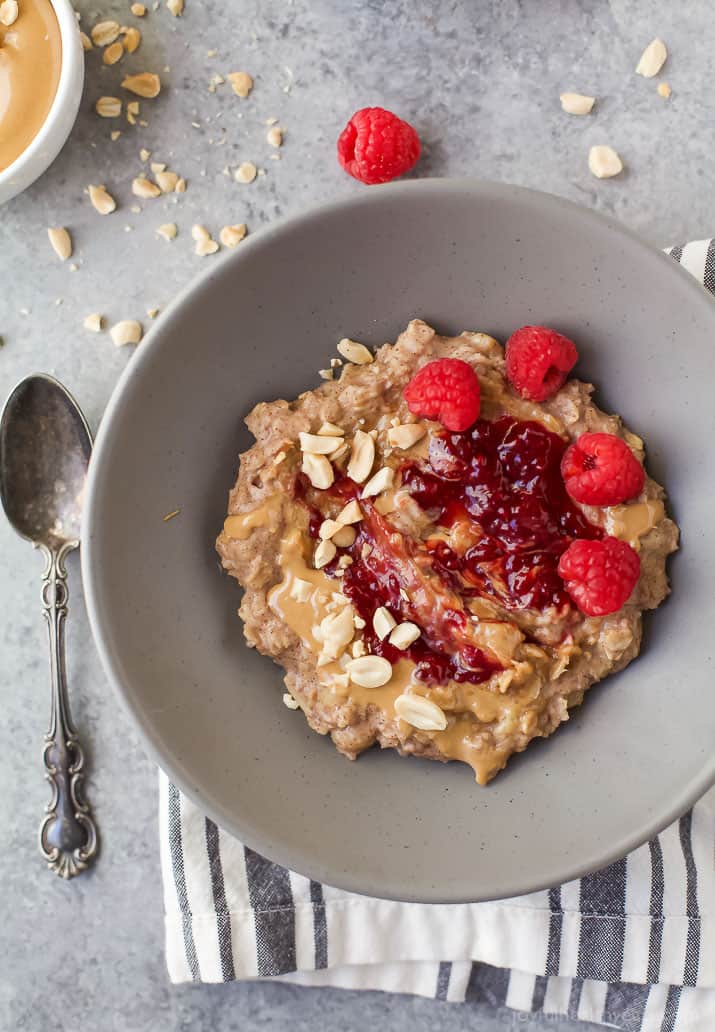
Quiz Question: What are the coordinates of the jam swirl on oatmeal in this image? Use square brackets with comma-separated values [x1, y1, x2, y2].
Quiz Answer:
[299, 414, 603, 688]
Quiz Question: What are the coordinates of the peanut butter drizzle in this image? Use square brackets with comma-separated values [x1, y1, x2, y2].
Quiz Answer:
[266, 529, 401, 703]
[267, 528, 336, 654]
[605, 499, 664, 550]
[266, 528, 551, 784]
[0, 0, 62, 172]
[480, 375, 566, 435]
[223, 495, 283, 540]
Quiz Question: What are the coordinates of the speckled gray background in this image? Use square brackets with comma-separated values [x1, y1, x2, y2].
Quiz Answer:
[2, 1, 712, 1029]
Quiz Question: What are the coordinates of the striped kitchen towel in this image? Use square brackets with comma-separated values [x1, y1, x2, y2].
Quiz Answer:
[159, 240, 715, 1032]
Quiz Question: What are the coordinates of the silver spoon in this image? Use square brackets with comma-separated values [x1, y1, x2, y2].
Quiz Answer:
[0, 374, 98, 879]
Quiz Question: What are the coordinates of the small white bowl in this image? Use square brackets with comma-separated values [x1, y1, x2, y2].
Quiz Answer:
[0, 0, 84, 205]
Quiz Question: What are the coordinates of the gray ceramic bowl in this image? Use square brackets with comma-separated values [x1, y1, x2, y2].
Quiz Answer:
[83, 180, 715, 903]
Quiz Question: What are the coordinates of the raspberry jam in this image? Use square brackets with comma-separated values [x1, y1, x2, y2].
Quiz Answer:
[340, 508, 502, 686]
[401, 416, 602, 613]
[300, 415, 601, 687]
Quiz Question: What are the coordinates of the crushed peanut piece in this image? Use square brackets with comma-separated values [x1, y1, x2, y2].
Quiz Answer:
[234, 161, 257, 184]
[47, 227, 72, 261]
[314, 539, 337, 569]
[301, 432, 343, 455]
[373, 607, 397, 641]
[302, 452, 334, 490]
[346, 655, 392, 689]
[282, 693, 300, 710]
[147, 307, 160, 318]
[394, 693, 447, 731]
[636, 38, 667, 78]
[347, 430, 375, 484]
[83, 313, 104, 332]
[387, 423, 427, 449]
[96, 96, 122, 118]
[166, 0, 183, 15]
[110, 319, 143, 346]
[91, 19, 120, 45]
[0, 0, 17, 25]
[122, 25, 141, 52]
[88, 184, 117, 214]
[80, 30, 93, 50]
[132, 175, 161, 198]
[127, 100, 139, 124]
[219, 224, 247, 247]
[319, 518, 342, 541]
[362, 466, 395, 498]
[319, 421, 345, 436]
[121, 72, 161, 97]
[266, 126, 283, 147]
[389, 621, 421, 650]
[318, 369, 333, 380]
[192, 225, 219, 255]
[338, 337, 373, 364]
[175, 177, 187, 193]
[150, 161, 165, 172]
[559, 92, 595, 116]
[140, 148, 151, 161]
[195, 238, 219, 256]
[332, 525, 356, 548]
[157, 223, 177, 241]
[155, 170, 178, 192]
[337, 500, 362, 525]
[103, 40, 124, 65]
[588, 145, 623, 179]
[131, 2, 146, 14]
[658, 82, 672, 99]
[228, 71, 253, 97]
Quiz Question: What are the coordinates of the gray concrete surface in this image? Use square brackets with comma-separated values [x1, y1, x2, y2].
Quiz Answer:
[2, 1, 712, 1029]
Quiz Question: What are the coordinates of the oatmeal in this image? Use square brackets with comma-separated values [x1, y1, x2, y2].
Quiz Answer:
[216, 320, 677, 784]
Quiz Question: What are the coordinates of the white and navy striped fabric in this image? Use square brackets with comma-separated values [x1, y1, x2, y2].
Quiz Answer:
[160, 241, 715, 1032]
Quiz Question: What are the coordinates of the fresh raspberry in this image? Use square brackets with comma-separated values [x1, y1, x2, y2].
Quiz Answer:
[505, 325, 578, 401]
[337, 107, 420, 185]
[561, 433, 645, 507]
[403, 358, 480, 432]
[558, 537, 640, 616]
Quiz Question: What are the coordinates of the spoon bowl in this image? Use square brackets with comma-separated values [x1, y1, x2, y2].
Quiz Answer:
[0, 374, 92, 549]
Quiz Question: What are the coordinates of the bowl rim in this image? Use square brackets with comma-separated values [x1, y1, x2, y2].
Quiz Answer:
[0, 0, 84, 192]
[82, 179, 715, 902]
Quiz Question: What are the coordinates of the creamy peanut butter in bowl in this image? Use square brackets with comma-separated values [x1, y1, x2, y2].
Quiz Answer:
[0, 0, 83, 204]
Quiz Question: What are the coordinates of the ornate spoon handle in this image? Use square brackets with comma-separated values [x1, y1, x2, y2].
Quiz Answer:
[38, 543, 98, 878]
